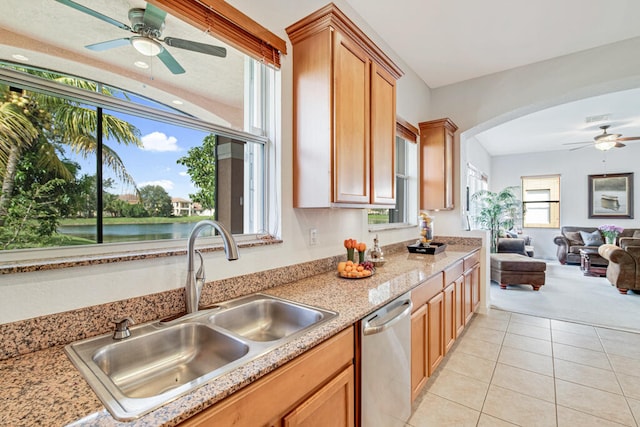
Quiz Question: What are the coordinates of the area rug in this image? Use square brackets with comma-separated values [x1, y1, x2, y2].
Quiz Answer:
[490, 261, 640, 333]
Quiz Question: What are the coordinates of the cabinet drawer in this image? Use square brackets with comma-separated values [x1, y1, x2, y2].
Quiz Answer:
[411, 273, 443, 309]
[443, 260, 463, 284]
[464, 250, 480, 271]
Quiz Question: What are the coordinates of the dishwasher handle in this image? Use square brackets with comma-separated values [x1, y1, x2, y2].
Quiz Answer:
[362, 299, 413, 336]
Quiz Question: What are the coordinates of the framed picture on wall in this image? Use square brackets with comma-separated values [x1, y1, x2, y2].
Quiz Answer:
[588, 172, 634, 219]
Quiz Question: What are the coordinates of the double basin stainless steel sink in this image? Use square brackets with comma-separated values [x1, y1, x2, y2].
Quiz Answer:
[65, 294, 337, 420]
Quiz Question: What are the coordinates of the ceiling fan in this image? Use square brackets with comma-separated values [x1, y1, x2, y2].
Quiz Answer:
[55, 0, 227, 75]
[563, 125, 640, 151]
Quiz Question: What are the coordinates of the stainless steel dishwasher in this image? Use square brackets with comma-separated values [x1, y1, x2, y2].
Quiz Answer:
[361, 291, 413, 427]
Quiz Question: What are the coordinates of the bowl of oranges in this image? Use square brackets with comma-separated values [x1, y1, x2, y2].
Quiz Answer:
[337, 260, 374, 279]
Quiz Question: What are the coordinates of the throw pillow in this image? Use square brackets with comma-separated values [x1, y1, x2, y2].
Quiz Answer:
[564, 231, 584, 246]
[634, 230, 640, 239]
[579, 230, 604, 246]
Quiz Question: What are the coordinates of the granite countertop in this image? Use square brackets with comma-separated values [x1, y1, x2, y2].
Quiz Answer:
[1, 245, 480, 427]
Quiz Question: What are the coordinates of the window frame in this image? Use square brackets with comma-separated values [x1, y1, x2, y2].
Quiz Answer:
[0, 63, 275, 262]
[521, 174, 560, 228]
[367, 118, 418, 230]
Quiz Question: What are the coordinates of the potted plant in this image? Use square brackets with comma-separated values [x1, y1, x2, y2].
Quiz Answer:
[471, 186, 522, 252]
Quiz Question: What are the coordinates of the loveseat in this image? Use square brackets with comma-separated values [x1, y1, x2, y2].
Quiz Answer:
[553, 226, 640, 265]
[598, 237, 640, 294]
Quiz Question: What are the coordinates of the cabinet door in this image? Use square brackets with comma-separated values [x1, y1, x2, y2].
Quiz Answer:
[370, 62, 396, 205]
[471, 264, 481, 312]
[454, 276, 465, 336]
[464, 270, 474, 325]
[443, 283, 455, 354]
[418, 118, 457, 210]
[284, 365, 354, 427]
[427, 292, 444, 376]
[333, 30, 370, 204]
[410, 304, 428, 402]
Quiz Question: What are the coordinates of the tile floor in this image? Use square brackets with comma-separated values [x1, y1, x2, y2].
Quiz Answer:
[407, 309, 640, 426]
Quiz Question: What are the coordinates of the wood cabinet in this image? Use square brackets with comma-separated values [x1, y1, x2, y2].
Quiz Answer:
[464, 250, 481, 313]
[287, 4, 403, 208]
[283, 365, 354, 427]
[419, 118, 458, 211]
[427, 292, 444, 376]
[180, 327, 354, 427]
[410, 303, 428, 403]
[410, 252, 481, 402]
[443, 282, 456, 354]
[464, 250, 481, 323]
[410, 273, 443, 401]
[454, 275, 465, 336]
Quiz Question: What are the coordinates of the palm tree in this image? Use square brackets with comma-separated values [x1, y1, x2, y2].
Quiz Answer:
[471, 186, 522, 252]
[0, 70, 142, 222]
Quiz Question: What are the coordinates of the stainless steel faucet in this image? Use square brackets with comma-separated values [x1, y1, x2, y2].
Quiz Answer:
[185, 220, 239, 314]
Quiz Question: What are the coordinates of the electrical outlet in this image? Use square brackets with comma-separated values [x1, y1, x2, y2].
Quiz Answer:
[309, 228, 318, 245]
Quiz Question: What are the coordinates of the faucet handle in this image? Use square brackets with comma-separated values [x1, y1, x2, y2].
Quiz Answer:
[112, 317, 135, 340]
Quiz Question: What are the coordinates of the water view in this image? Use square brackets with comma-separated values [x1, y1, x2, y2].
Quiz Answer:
[57, 222, 216, 243]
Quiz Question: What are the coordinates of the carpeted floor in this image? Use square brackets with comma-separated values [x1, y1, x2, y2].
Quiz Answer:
[490, 261, 640, 333]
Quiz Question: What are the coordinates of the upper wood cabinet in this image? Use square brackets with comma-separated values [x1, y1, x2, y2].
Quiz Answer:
[419, 118, 458, 211]
[286, 3, 403, 208]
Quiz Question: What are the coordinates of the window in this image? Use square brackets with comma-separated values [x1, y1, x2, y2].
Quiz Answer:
[466, 163, 488, 230]
[0, 58, 274, 251]
[522, 175, 560, 228]
[368, 119, 418, 227]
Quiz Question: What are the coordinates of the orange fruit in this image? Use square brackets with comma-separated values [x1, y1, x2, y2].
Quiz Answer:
[337, 261, 347, 272]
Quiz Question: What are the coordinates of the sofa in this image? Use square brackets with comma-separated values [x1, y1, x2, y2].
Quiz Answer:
[553, 226, 640, 265]
[598, 237, 640, 294]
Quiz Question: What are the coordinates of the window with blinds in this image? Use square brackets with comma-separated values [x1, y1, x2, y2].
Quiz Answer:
[522, 175, 560, 228]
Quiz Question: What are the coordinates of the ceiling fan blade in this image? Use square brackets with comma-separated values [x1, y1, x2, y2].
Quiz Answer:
[163, 37, 227, 57]
[614, 142, 626, 148]
[143, 4, 167, 31]
[568, 144, 591, 152]
[54, 0, 131, 31]
[86, 38, 131, 51]
[157, 49, 185, 74]
[617, 136, 640, 141]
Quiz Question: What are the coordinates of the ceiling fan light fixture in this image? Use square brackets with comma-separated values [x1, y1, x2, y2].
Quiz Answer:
[130, 36, 163, 56]
[595, 140, 616, 151]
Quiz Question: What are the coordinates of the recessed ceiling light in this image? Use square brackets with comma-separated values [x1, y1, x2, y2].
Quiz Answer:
[172, 100, 184, 105]
[12, 54, 29, 61]
[134, 61, 149, 69]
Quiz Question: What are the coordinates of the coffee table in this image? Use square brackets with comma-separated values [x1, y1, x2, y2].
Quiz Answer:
[579, 248, 607, 277]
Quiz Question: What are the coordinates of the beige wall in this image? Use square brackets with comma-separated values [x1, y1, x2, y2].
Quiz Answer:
[0, 0, 432, 323]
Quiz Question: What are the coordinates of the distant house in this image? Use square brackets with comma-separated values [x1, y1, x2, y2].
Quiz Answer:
[172, 197, 194, 216]
[118, 194, 140, 204]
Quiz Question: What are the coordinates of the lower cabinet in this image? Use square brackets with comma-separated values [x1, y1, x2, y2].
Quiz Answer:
[427, 292, 444, 376]
[180, 327, 355, 427]
[410, 273, 444, 401]
[443, 282, 456, 354]
[410, 304, 428, 403]
[410, 250, 482, 403]
[283, 365, 354, 427]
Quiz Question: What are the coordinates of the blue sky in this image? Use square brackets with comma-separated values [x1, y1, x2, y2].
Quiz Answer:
[70, 109, 210, 201]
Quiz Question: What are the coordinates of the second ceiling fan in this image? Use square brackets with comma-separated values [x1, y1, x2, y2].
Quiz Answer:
[563, 125, 640, 151]
[55, 0, 227, 74]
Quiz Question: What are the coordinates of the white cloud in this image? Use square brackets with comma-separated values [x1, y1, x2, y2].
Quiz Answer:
[141, 131, 179, 152]
[179, 171, 188, 176]
[139, 180, 175, 191]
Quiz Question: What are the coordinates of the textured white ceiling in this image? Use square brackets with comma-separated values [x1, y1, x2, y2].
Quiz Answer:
[344, 0, 640, 155]
[345, 0, 640, 89]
